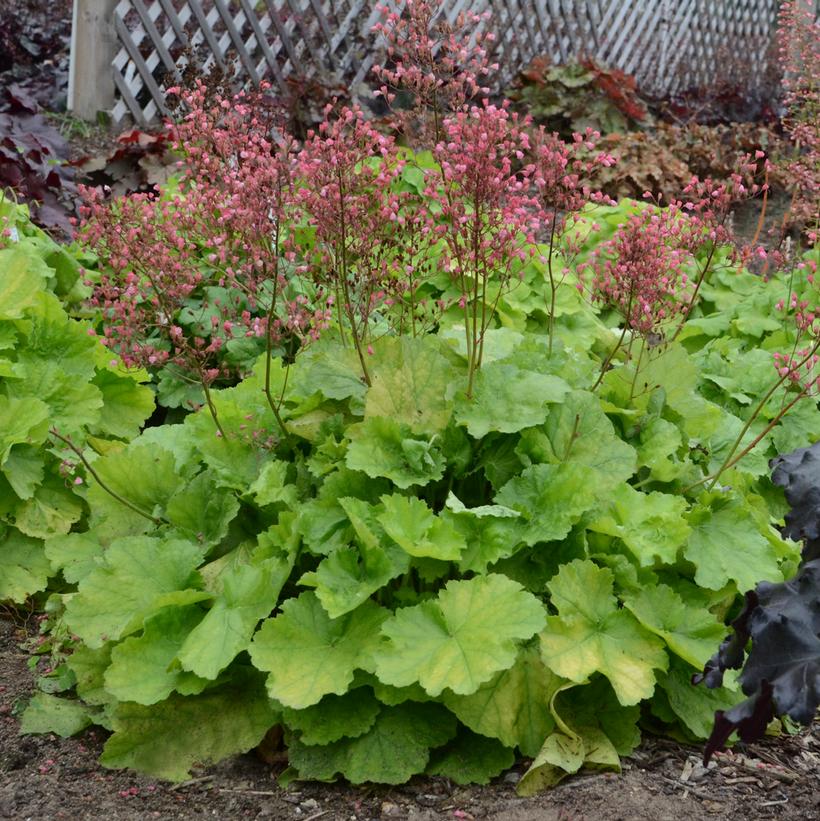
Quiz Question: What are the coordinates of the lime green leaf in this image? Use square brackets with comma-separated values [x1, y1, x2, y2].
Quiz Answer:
[427, 727, 515, 784]
[305, 541, 410, 619]
[635, 418, 684, 481]
[684, 494, 781, 591]
[3, 446, 44, 500]
[135, 424, 198, 477]
[88, 443, 185, 526]
[443, 642, 561, 756]
[443, 505, 524, 575]
[249, 592, 388, 709]
[378, 494, 465, 560]
[658, 659, 742, 739]
[771, 399, 820, 455]
[540, 560, 667, 705]
[623, 583, 727, 668]
[90, 370, 154, 440]
[177, 557, 291, 679]
[100, 672, 278, 781]
[287, 702, 456, 785]
[346, 417, 445, 488]
[374, 575, 546, 696]
[707, 413, 772, 478]
[64, 536, 208, 648]
[165, 470, 240, 548]
[185, 401, 274, 490]
[292, 343, 366, 402]
[479, 434, 524, 490]
[66, 644, 113, 706]
[282, 688, 381, 745]
[441, 327, 524, 363]
[247, 460, 299, 508]
[638, 344, 722, 438]
[0, 530, 50, 603]
[297, 497, 354, 556]
[43, 532, 103, 585]
[494, 463, 600, 546]
[0, 395, 49, 463]
[12, 478, 84, 539]
[519, 391, 636, 486]
[0, 247, 47, 318]
[11, 367, 103, 434]
[15, 292, 97, 378]
[20, 693, 92, 737]
[104, 606, 209, 705]
[301, 496, 410, 618]
[454, 362, 570, 437]
[367, 676, 433, 706]
[587, 484, 690, 567]
[365, 337, 457, 433]
[731, 291, 782, 336]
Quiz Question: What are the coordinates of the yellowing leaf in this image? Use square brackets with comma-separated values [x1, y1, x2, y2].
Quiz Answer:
[540, 561, 667, 705]
[366, 337, 457, 433]
[374, 575, 545, 696]
[587, 484, 690, 567]
[378, 494, 466, 560]
[623, 583, 727, 668]
[443, 642, 562, 756]
[249, 592, 387, 708]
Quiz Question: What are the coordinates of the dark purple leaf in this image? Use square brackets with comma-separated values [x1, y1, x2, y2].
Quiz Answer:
[699, 442, 820, 763]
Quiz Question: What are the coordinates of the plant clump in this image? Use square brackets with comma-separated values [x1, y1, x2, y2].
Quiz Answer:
[3, 0, 819, 797]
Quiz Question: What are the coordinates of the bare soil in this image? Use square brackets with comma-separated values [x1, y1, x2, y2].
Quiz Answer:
[1, 616, 818, 821]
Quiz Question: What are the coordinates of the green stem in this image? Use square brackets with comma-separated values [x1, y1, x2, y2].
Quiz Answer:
[629, 337, 646, 401]
[546, 209, 558, 356]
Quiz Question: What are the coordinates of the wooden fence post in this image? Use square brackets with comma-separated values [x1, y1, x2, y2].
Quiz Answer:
[68, 0, 119, 120]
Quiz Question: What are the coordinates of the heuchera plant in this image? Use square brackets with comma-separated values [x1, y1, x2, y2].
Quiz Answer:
[8, 0, 820, 795]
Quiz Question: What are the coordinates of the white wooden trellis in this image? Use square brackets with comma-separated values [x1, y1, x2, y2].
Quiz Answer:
[68, 0, 814, 126]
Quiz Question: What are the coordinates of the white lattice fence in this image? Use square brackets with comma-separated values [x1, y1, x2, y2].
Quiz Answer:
[68, 0, 810, 125]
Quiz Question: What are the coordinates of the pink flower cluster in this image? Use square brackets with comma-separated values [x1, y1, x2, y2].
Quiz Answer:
[580, 204, 703, 334]
[372, 0, 497, 143]
[773, 349, 819, 393]
[430, 101, 539, 295]
[294, 105, 407, 371]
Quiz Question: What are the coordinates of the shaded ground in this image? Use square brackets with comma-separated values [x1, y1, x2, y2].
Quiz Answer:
[2, 617, 818, 821]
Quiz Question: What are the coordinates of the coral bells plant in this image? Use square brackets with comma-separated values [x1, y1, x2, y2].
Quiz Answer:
[80, 81, 328, 434]
[580, 202, 703, 394]
[584, 205, 695, 336]
[372, 0, 497, 144]
[430, 101, 540, 395]
[531, 126, 616, 352]
[294, 105, 408, 386]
